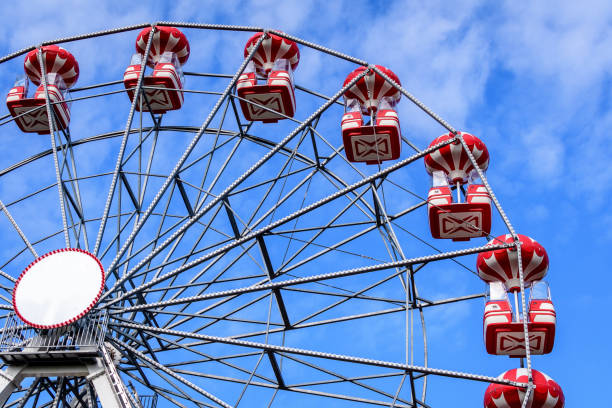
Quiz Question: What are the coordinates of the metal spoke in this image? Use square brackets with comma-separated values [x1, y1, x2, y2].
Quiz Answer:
[0, 199, 37, 259]
[110, 321, 525, 387]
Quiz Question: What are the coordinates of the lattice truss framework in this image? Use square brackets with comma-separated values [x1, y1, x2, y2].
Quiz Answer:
[0, 23, 533, 407]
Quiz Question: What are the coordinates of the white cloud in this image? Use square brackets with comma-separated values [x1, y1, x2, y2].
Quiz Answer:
[519, 125, 565, 185]
[495, 1, 612, 97]
[0, 1, 155, 51]
[489, 1, 612, 198]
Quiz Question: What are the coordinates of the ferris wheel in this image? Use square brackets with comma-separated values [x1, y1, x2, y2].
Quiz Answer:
[0, 23, 564, 407]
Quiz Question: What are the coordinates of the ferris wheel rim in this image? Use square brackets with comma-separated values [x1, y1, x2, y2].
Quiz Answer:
[0, 21, 535, 408]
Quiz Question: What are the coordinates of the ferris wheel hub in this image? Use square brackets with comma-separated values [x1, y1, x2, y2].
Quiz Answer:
[12, 248, 104, 329]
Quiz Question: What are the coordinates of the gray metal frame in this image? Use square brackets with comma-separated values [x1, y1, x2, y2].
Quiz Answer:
[0, 23, 533, 407]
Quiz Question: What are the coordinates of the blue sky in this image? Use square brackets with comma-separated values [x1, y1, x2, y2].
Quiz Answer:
[0, 0, 609, 406]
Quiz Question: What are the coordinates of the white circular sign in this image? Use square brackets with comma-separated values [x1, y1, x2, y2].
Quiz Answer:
[13, 248, 104, 329]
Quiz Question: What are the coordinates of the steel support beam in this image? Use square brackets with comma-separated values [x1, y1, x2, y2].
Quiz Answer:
[0, 360, 126, 408]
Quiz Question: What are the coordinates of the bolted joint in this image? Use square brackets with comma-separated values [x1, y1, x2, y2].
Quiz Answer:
[85, 367, 106, 382]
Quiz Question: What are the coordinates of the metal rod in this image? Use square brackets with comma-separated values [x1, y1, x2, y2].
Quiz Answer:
[94, 24, 157, 256]
[110, 242, 511, 311]
[37, 47, 70, 248]
[111, 321, 526, 387]
[456, 181, 461, 203]
[100, 62, 372, 303]
[104, 137, 455, 305]
[101, 31, 268, 281]
[513, 290, 520, 322]
[0, 199, 38, 258]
